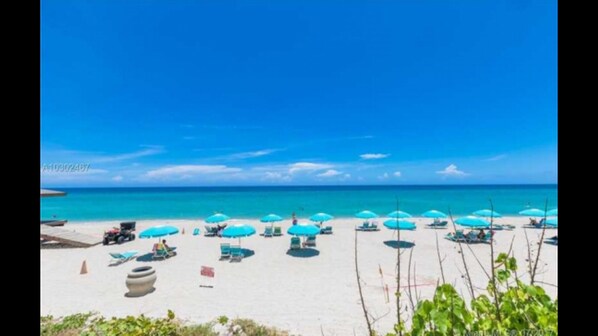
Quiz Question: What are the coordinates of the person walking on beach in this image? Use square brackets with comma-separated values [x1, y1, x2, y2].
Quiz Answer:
[292, 212, 297, 225]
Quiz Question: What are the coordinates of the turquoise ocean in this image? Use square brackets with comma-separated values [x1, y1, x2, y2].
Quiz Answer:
[40, 185, 557, 222]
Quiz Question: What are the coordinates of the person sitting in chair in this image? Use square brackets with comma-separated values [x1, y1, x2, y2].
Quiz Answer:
[162, 239, 176, 256]
[478, 229, 485, 240]
[529, 218, 538, 226]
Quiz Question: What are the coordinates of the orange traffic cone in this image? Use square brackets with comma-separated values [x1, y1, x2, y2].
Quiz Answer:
[80, 260, 88, 275]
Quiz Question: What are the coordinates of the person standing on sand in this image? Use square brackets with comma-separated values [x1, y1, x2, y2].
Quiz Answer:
[292, 212, 297, 225]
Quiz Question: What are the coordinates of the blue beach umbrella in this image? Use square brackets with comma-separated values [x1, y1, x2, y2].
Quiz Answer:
[310, 213, 334, 222]
[139, 225, 179, 238]
[545, 218, 558, 227]
[519, 208, 546, 217]
[383, 219, 417, 230]
[387, 210, 412, 218]
[355, 210, 379, 219]
[222, 223, 256, 247]
[455, 216, 490, 228]
[547, 208, 558, 216]
[260, 214, 283, 223]
[473, 209, 502, 218]
[287, 223, 321, 236]
[422, 210, 447, 218]
[139, 225, 179, 244]
[205, 213, 230, 223]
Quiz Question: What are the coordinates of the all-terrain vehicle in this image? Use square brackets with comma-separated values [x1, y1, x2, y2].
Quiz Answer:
[103, 221, 136, 245]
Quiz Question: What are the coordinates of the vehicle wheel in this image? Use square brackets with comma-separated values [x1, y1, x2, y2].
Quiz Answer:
[117, 236, 125, 244]
[103, 238, 109, 245]
[129, 233, 136, 241]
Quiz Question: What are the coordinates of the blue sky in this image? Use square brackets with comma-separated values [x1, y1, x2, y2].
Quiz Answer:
[41, 1, 557, 187]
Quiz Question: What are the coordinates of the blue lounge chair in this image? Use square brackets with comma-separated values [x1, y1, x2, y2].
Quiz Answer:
[445, 230, 467, 242]
[426, 220, 448, 229]
[321, 226, 333, 234]
[205, 225, 218, 237]
[264, 226, 273, 237]
[356, 221, 379, 231]
[303, 235, 317, 247]
[193, 228, 200, 236]
[273, 226, 282, 236]
[220, 243, 231, 259]
[109, 250, 138, 265]
[290, 236, 301, 249]
[230, 245, 244, 262]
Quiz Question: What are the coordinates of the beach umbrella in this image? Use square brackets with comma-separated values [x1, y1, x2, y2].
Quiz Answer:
[140, 225, 179, 238]
[519, 208, 546, 217]
[40, 189, 67, 197]
[545, 218, 558, 227]
[310, 213, 334, 222]
[222, 224, 256, 247]
[421, 210, 447, 218]
[205, 213, 230, 223]
[260, 213, 283, 229]
[387, 210, 412, 218]
[383, 219, 416, 230]
[260, 214, 283, 222]
[139, 225, 180, 243]
[473, 209, 502, 218]
[455, 216, 490, 228]
[355, 210, 379, 219]
[547, 208, 558, 216]
[287, 223, 321, 236]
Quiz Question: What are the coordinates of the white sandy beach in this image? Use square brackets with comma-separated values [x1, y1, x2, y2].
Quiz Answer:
[41, 217, 557, 335]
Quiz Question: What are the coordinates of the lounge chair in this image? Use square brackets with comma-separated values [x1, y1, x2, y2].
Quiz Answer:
[290, 236, 301, 250]
[321, 226, 333, 234]
[303, 235, 317, 247]
[230, 245, 244, 262]
[544, 236, 558, 245]
[426, 220, 448, 229]
[220, 243, 231, 259]
[264, 226, 273, 237]
[445, 230, 467, 242]
[204, 225, 218, 237]
[152, 244, 171, 260]
[193, 228, 200, 236]
[273, 226, 282, 236]
[109, 250, 138, 265]
[356, 222, 378, 231]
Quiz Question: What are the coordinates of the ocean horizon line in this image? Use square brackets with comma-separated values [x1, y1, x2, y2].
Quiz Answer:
[42, 183, 558, 190]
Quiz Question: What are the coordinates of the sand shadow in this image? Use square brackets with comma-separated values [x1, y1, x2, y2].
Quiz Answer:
[383, 240, 416, 249]
[124, 287, 156, 298]
[108, 259, 135, 267]
[286, 248, 320, 258]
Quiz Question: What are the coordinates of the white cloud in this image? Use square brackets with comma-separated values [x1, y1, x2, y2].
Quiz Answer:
[378, 172, 390, 179]
[288, 162, 333, 174]
[436, 164, 468, 177]
[317, 169, 342, 177]
[227, 149, 279, 160]
[360, 153, 390, 160]
[112, 175, 124, 182]
[263, 172, 291, 182]
[93, 146, 163, 163]
[143, 165, 242, 180]
[485, 154, 507, 162]
[393, 171, 402, 177]
[344, 174, 351, 178]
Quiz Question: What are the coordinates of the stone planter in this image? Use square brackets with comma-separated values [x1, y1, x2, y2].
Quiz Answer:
[125, 266, 157, 297]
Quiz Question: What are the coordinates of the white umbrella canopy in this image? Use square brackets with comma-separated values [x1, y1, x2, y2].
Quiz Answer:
[40, 189, 67, 197]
